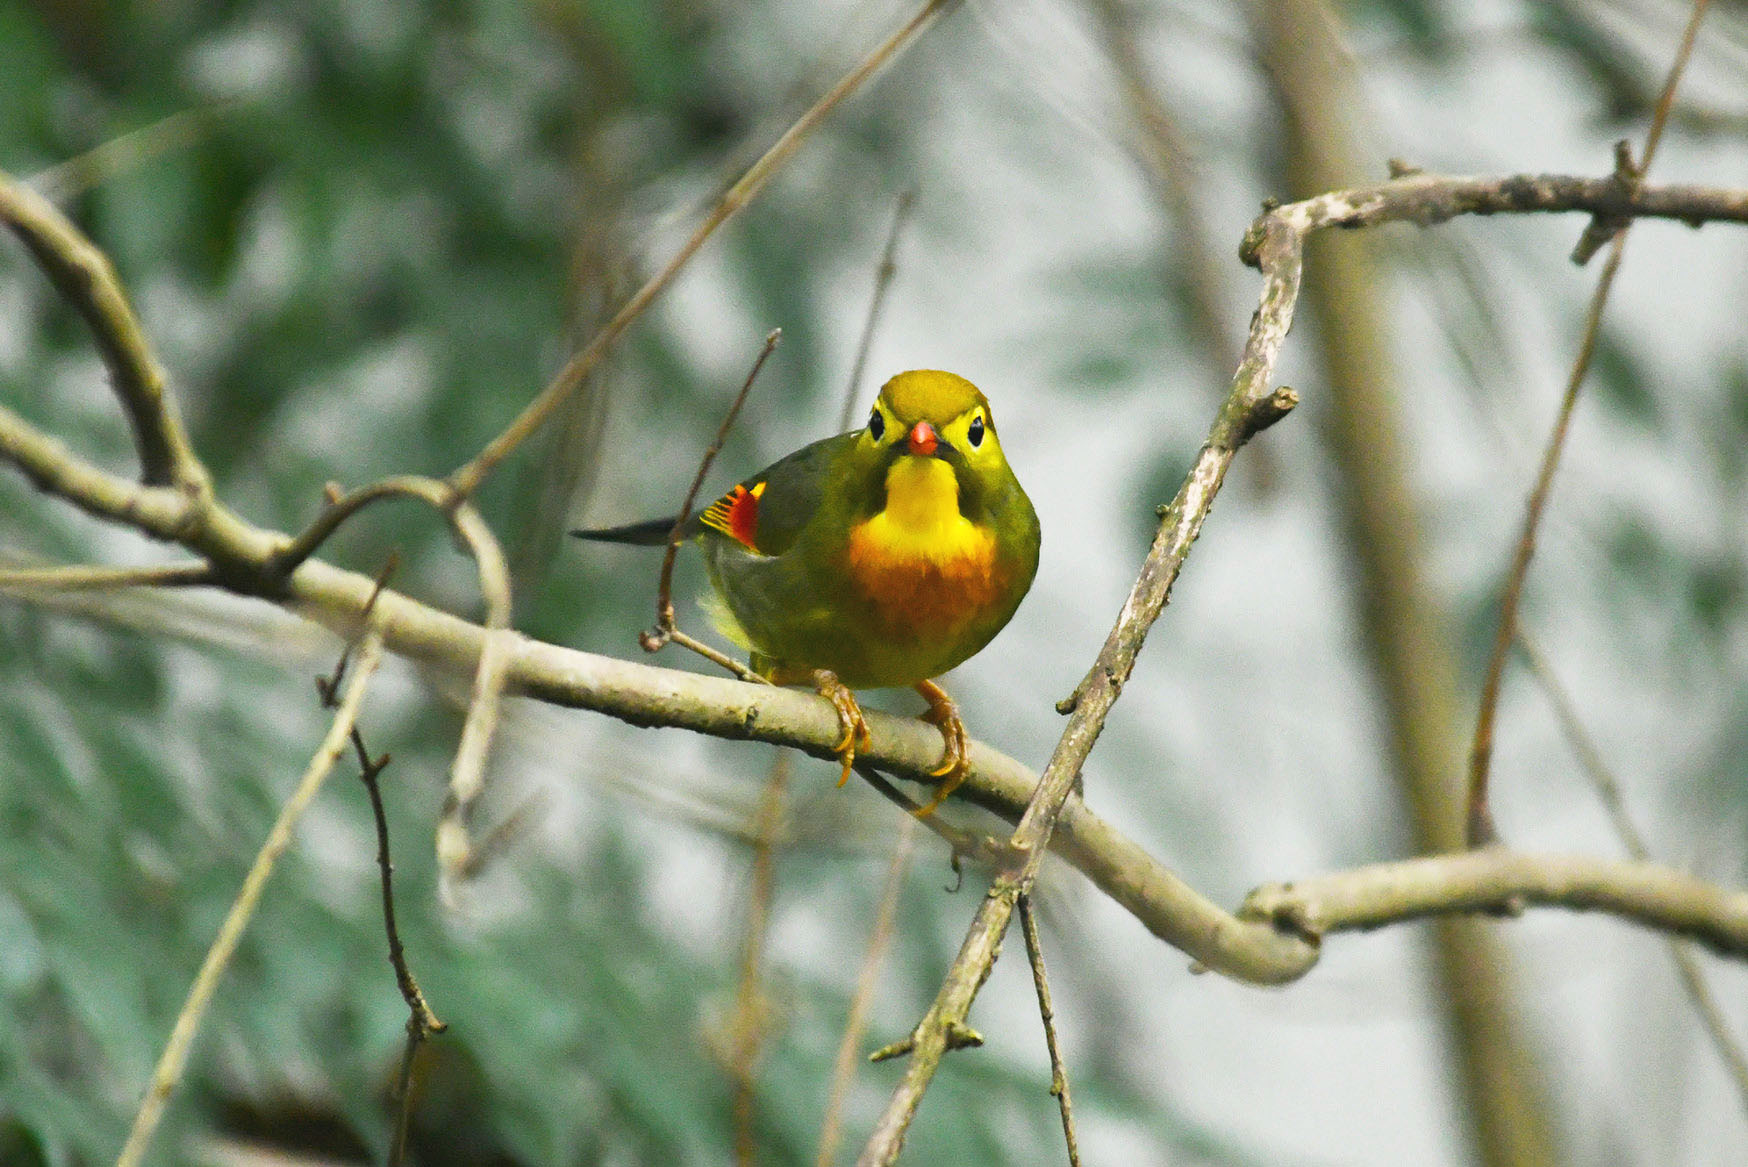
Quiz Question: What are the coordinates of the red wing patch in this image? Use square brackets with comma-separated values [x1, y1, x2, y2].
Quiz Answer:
[700, 480, 766, 550]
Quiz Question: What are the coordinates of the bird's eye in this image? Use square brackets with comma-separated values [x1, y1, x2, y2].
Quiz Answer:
[868, 409, 886, 441]
[967, 415, 985, 448]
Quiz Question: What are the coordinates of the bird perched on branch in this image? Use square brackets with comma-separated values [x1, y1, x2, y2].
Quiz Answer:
[574, 369, 1039, 815]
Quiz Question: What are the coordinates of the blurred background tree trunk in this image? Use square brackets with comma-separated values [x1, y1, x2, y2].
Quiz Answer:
[1254, 2, 1562, 1164]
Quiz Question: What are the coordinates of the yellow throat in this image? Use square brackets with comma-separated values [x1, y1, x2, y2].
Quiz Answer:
[845, 454, 1003, 640]
[859, 455, 979, 559]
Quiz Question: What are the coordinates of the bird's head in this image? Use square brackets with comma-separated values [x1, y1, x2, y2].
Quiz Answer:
[854, 370, 1013, 515]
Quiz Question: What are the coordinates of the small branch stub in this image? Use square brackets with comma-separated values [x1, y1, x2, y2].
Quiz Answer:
[1571, 140, 1642, 266]
[1238, 385, 1299, 445]
[868, 1020, 983, 1064]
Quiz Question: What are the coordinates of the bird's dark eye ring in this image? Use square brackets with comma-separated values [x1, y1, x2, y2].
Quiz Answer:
[868, 409, 885, 441]
[967, 415, 985, 448]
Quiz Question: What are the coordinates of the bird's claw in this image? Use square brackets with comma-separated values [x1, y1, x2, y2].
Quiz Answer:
[913, 680, 969, 817]
[813, 670, 871, 788]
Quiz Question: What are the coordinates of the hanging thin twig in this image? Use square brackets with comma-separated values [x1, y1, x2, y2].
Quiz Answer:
[839, 191, 917, 430]
[1019, 894, 1081, 1166]
[1464, 0, 1713, 846]
[816, 817, 919, 1167]
[1517, 631, 1748, 1113]
[118, 626, 388, 1167]
[643, 329, 782, 654]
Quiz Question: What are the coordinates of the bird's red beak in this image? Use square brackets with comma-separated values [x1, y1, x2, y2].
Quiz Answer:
[907, 421, 939, 456]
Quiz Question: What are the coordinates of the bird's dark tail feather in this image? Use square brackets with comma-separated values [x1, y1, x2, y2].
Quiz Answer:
[570, 515, 688, 546]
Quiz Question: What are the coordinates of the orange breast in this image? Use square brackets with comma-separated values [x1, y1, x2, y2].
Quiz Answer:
[843, 522, 1007, 640]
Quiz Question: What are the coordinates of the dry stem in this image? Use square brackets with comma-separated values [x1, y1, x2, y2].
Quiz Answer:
[117, 627, 386, 1167]
[1466, 0, 1711, 846]
[446, 0, 957, 499]
[1019, 895, 1080, 1167]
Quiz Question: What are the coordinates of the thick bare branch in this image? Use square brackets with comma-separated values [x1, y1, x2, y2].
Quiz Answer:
[1242, 851, 1748, 958]
[1244, 171, 1748, 252]
[860, 158, 1748, 1160]
[8, 163, 1748, 1161]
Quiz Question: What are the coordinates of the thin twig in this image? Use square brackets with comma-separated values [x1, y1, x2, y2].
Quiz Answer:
[357, 752, 447, 1167]
[816, 817, 918, 1167]
[31, 106, 222, 202]
[1517, 632, 1748, 1113]
[667, 627, 765, 682]
[318, 558, 447, 1161]
[1641, 2, 1712, 170]
[12, 157, 1748, 995]
[852, 763, 1006, 866]
[1464, 231, 1625, 845]
[645, 329, 782, 647]
[0, 561, 214, 590]
[117, 626, 386, 1167]
[729, 750, 791, 1167]
[0, 168, 208, 495]
[1464, 0, 1713, 846]
[1018, 894, 1081, 1167]
[446, 0, 957, 499]
[315, 554, 399, 706]
[838, 192, 917, 430]
[274, 475, 459, 576]
[277, 475, 516, 890]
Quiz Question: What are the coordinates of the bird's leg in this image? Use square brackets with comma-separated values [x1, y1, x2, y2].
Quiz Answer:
[911, 679, 969, 817]
[810, 669, 871, 788]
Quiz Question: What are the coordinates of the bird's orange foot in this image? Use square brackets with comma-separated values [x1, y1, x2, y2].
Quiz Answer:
[912, 679, 969, 817]
[812, 670, 872, 787]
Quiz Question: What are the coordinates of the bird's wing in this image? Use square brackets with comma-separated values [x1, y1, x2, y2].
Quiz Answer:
[700, 432, 851, 556]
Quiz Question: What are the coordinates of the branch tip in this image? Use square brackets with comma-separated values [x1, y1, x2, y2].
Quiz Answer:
[868, 1035, 914, 1064]
[1238, 385, 1299, 445]
[1612, 138, 1640, 180]
[944, 1021, 983, 1050]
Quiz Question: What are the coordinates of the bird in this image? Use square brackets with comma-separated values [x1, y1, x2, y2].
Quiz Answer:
[573, 369, 1039, 815]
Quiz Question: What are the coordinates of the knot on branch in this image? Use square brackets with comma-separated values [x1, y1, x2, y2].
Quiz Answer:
[1571, 140, 1643, 265]
[1238, 883, 1326, 947]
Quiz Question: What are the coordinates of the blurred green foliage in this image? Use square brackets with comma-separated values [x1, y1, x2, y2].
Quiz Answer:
[0, 2, 1251, 1164]
[9, 0, 1748, 1163]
